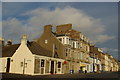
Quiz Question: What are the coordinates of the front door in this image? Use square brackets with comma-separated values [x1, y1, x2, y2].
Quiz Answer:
[6, 58, 10, 72]
[41, 59, 45, 74]
[50, 61, 54, 74]
[97, 65, 99, 72]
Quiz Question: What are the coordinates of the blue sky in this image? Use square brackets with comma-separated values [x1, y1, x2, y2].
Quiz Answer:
[2, 2, 118, 59]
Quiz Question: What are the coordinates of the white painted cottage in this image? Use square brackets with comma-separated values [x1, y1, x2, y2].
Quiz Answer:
[0, 35, 64, 75]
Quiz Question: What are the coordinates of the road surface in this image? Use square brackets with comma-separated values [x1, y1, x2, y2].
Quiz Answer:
[1, 72, 120, 80]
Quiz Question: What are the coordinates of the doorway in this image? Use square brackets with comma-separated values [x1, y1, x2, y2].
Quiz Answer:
[50, 61, 54, 74]
[6, 58, 10, 72]
[97, 64, 99, 72]
[40, 59, 45, 74]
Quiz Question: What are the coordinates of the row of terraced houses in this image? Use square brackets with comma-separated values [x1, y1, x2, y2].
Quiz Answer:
[0, 24, 119, 75]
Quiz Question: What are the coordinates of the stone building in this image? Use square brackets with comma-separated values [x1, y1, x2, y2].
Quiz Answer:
[36, 24, 91, 73]
[90, 45, 102, 72]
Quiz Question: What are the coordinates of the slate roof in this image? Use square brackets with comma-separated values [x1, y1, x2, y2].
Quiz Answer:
[2, 44, 20, 57]
[2, 41, 53, 57]
[27, 41, 53, 57]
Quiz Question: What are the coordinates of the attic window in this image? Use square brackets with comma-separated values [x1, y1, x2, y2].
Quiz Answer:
[45, 40, 48, 44]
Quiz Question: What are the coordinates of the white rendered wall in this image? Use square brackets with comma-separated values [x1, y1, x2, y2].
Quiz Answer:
[0, 57, 8, 72]
[10, 43, 34, 75]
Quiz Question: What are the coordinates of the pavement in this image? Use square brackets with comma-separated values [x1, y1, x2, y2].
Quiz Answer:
[0, 72, 120, 80]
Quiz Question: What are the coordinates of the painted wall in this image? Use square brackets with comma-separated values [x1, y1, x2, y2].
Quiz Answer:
[0, 57, 8, 72]
[10, 43, 34, 75]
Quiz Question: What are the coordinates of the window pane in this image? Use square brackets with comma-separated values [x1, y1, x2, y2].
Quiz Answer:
[58, 62, 61, 68]
[41, 59, 44, 67]
[21, 62, 23, 67]
[34, 59, 40, 73]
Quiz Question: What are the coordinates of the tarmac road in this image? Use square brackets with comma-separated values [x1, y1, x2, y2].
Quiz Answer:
[1, 72, 120, 79]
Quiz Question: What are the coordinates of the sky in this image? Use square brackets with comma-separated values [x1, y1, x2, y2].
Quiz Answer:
[0, 2, 1, 20]
[2, 2, 119, 59]
[1, 0, 120, 2]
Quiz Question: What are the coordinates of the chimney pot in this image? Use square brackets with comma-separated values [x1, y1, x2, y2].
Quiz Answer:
[0, 37, 4, 46]
[7, 39, 12, 46]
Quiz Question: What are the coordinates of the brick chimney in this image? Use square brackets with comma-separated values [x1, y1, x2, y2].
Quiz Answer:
[7, 40, 12, 46]
[56, 24, 72, 34]
[0, 37, 4, 46]
[44, 25, 52, 33]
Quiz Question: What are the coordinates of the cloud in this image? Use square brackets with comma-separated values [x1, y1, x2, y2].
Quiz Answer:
[101, 47, 118, 58]
[112, 49, 118, 52]
[0, 21, 2, 37]
[94, 35, 115, 43]
[0, 2, 2, 21]
[23, 7, 115, 43]
[101, 47, 118, 53]
[3, 6, 115, 43]
[2, 18, 41, 43]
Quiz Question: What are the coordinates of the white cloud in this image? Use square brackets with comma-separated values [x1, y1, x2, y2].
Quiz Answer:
[94, 35, 115, 43]
[101, 47, 118, 53]
[112, 49, 118, 52]
[2, 18, 41, 42]
[0, 21, 2, 37]
[101, 47, 118, 58]
[3, 6, 115, 43]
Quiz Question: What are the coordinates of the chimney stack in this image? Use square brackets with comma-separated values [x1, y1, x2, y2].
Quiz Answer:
[7, 40, 12, 46]
[56, 24, 72, 34]
[0, 37, 5, 46]
[44, 25, 52, 33]
[21, 35, 27, 45]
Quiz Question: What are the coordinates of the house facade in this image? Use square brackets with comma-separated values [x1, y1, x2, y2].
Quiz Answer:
[90, 45, 102, 72]
[36, 24, 91, 73]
